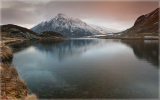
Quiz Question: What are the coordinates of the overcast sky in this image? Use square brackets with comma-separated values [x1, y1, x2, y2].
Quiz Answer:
[1, 0, 159, 31]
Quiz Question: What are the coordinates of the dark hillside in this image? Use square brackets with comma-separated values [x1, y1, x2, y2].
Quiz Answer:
[37, 31, 66, 38]
[1, 24, 37, 35]
[119, 8, 159, 38]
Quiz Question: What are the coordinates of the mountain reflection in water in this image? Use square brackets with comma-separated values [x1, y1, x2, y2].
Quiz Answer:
[10, 38, 158, 99]
[10, 39, 158, 67]
[122, 40, 158, 67]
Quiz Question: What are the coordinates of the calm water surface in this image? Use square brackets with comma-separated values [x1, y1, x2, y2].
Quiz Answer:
[10, 38, 159, 99]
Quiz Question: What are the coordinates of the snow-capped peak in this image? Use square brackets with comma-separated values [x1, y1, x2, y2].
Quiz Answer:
[56, 13, 68, 19]
[58, 13, 66, 16]
[30, 13, 102, 37]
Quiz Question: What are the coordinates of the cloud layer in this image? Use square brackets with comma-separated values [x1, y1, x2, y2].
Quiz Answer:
[1, 0, 159, 30]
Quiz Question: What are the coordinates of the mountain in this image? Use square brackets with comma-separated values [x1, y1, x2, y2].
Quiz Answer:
[1, 24, 66, 39]
[1, 24, 37, 35]
[120, 8, 159, 37]
[89, 24, 120, 34]
[1, 24, 38, 39]
[30, 13, 102, 37]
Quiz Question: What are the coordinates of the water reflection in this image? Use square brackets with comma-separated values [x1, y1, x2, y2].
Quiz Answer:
[9, 40, 63, 53]
[10, 39, 158, 99]
[10, 39, 158, 67]
[34, 39, 100, 61]
[121, 40, 158, 67]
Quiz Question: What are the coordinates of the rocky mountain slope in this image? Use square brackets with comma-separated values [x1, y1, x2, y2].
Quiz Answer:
[30, 13, 102, 37]
[119, 7, 159, 38]
[1, 24, 38, 39]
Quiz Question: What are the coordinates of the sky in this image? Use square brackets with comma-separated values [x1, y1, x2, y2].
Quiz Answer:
[1, 0, 159, 31]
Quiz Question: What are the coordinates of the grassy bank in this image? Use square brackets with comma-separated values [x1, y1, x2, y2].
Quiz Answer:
[1, 37, 37, 99]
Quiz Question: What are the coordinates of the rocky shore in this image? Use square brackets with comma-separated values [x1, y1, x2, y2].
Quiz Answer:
[0, 37, 37, 99]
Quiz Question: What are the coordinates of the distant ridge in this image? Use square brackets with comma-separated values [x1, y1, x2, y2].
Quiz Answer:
[1, 24, 37, 35]
[89, 24, 120, 34]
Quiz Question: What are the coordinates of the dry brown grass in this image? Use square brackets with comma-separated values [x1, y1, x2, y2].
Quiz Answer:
[1, 63, 29, 99]
[1, 63, 18, 80]
[24, 94, 37, 100]
[0, 37, 37, 100]
[18, 78, 28, 90]
[1, 43, 13, 63]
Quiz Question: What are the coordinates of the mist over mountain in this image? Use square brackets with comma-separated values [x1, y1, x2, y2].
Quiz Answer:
[89, 24, 121, 34]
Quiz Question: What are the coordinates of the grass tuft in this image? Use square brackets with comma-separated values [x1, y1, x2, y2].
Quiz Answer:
[1, 42, 13, 63]
[1, 63, 18, 80]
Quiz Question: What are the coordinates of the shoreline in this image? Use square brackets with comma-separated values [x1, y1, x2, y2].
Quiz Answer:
[1, 36, 158, 99]
[98, 36, 159, 40]
[0, 36, 66, 99]
[1, 37, 29, 44]
[1, 37, 37, 99]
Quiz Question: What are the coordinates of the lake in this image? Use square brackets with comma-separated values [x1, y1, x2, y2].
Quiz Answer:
[10, 38, 159, 99]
